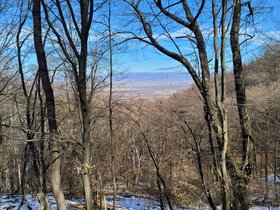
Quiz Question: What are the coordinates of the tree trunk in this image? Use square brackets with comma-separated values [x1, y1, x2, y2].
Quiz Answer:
[196, 142, 216, 210]
[32, 1, 66, 209]
[211, 1, 231, 208]
[230, 0, 255, 208]
[274, 141, 279, 199]
[80, 103, 93, 210]
[0, 115, 2, 145]
[41, 0, 94, 208]
[157, 177, 165, 210]
[108, 0, 117, 208]
[78, 2, 94, 208]
[38, 79, 50, 210]
[264, 121, 269, 200]
[78, 36, 93, 210]
[181, 115, 216, 210]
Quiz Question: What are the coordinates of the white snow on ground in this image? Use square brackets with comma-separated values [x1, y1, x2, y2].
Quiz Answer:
[267, 174, 280, 183]
[107, 195, 160, 209]
[0, 194, 81, 210]
[106, 195, 184, 210]
[0, 194, 279, 210]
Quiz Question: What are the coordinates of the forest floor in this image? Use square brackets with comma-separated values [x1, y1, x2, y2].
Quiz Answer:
[0, 194, 175, 210]
[0, 193, 279, 210]
[0, 178, 279, 210]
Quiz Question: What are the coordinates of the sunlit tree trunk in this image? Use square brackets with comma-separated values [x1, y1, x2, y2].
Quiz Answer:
[41, 0, 95, 208]
[38, 79, 51, 210]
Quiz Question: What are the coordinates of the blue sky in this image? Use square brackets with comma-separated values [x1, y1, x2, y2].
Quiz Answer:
[8, 0, 280, 88]
[107, 0, 280, 98]
[114, 0, 280, 74]
[119, 47, 184, 73]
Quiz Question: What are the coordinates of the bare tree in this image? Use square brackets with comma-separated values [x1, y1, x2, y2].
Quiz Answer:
[174, 110, 216, 210]
[229, 1, 254, 208]
[0, 0, 18, 98]
[32, 0, 67, 209]
[41, 1, 96, 209]
[120, 103, 174, 210]
[108, 0, 117, 208]
[124, 0, 256, 208]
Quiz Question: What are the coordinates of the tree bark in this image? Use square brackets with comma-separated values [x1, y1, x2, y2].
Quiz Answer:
[230, 0, 255, 209]
[38, 79, 51, 210]
[79, 2, 94, 205]
[212, 1, 231, 208]
[32, 1, 66, 209]
[0, 115, 2, 145]
[42, 1, 94, 208]
[108, 0, 117, 208]
[17, 7, 45, 207]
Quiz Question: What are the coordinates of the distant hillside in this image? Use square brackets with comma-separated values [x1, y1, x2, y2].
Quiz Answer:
[113, 71, 192, 99]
